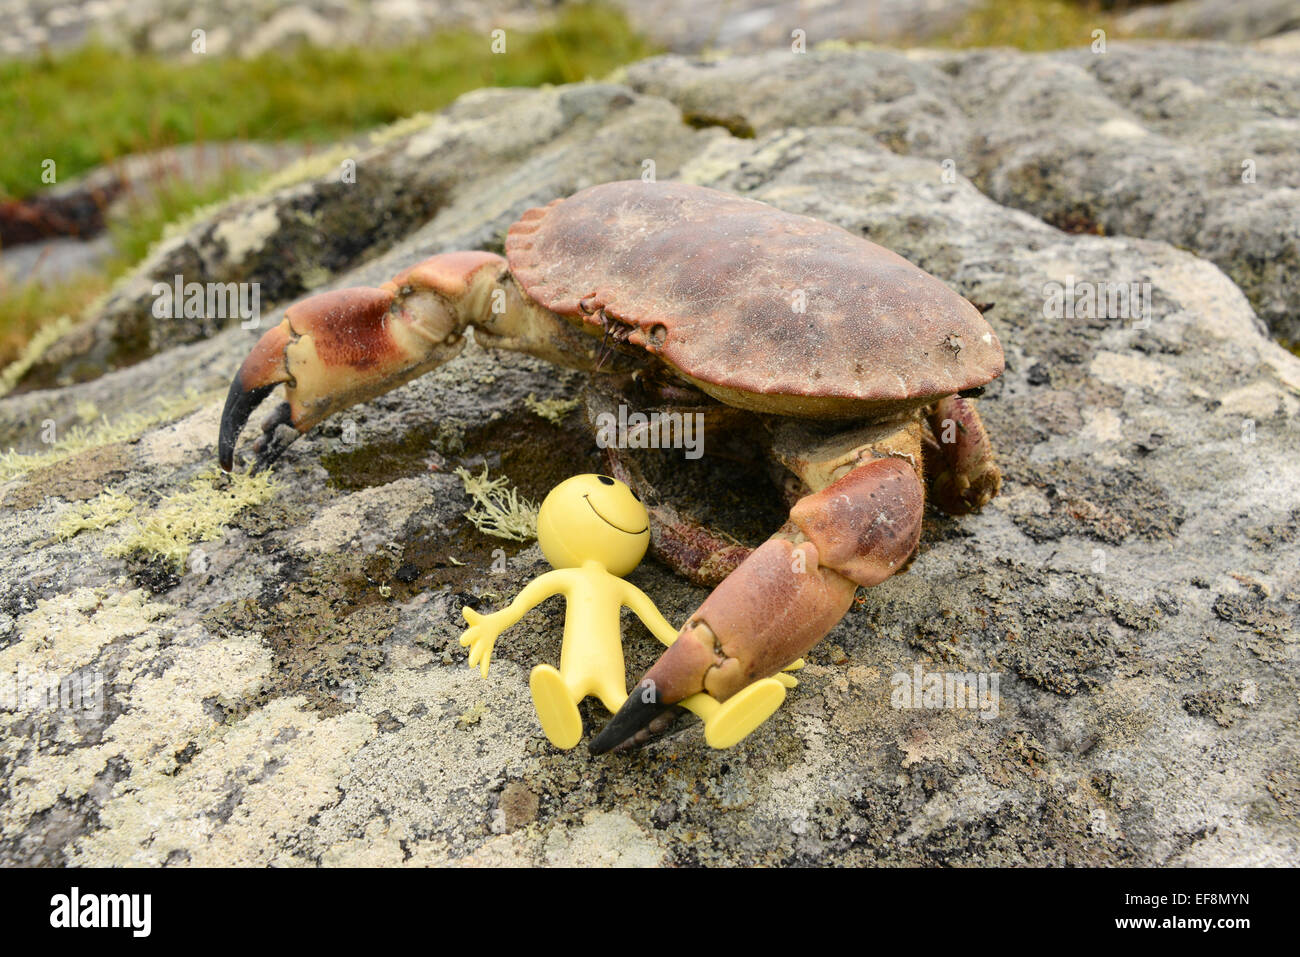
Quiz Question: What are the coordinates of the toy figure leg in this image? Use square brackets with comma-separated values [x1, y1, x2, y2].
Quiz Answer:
[529, 664, 583, 749]
[679, 681, 787, 749]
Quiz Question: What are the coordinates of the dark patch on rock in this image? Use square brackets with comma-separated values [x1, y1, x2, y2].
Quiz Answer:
[497, 780, 540, 830]
[682, 111, 755, 138]
[1212, 592, 1294, 635]
[130, 555, 183, 594]
[1011, 461, 1186, 544]
[205, 552, 401, 716]
[1182, 686, 1242, 727]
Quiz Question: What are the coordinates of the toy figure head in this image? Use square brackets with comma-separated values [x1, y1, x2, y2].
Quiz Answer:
[537, 474, 651, 576]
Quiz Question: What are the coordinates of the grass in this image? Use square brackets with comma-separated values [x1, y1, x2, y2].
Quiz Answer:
[928, 0, 1127, 52]
[0, 167, 257, 372]
[0, 276, 105, 373]
[0, 4, 654, 201]
[0, 3, 654, 376]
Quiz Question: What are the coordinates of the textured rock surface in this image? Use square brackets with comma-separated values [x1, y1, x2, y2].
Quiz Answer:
[626, 41, 1300, 344]
[0, 0, 978, 60]
[3, 54, 1299, 865]
[1117, 0, 1300, 42]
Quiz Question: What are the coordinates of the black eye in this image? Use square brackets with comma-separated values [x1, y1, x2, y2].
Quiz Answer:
[597, 475, 615, 485]
[630, 488, 641, 501]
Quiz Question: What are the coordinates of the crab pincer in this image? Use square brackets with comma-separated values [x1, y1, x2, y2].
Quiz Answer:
[591, 454, 925, 752]
[219, 253, 505, 472]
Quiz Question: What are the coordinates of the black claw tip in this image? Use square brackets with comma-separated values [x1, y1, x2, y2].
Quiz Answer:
[590, 682, 671, 755]
[218, 378, 275, 472]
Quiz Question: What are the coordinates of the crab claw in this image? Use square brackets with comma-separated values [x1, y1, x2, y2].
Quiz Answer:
[218, 311, 297, 473]
[219, 288, 392, 472]
[591, 455, 925, 754]
[590, 538, 857, 753]
[218, 252, 505, 472]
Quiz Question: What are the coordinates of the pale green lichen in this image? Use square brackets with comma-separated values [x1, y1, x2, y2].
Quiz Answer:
[454, 466, 538, 542]
[368, 112, 437, 147]
[0, 315, 75, 397]
[0, 389, 212, 483]
[55, 489, 137, 540]
[523, 393, 581, 425]
[253, 144, 356, 197]
[457, 702, 487, 727]
[105, 467, 278, 569]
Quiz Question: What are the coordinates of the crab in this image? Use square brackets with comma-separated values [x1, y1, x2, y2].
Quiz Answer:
[217, 180, 1004, 753]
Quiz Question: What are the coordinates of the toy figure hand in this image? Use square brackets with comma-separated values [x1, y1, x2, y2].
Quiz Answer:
[460, 607, 502, 678]
[775, 658, 806, 689]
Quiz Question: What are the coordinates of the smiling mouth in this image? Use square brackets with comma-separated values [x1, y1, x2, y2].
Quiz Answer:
[584, 495, 648, 535]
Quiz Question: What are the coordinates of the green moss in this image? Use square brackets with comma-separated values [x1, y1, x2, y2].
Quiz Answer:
[455, 465, 539, 543]
[105, 467, 279, 569]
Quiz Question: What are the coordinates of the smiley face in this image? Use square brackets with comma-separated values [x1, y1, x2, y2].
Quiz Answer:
[537, 474, 651, 576]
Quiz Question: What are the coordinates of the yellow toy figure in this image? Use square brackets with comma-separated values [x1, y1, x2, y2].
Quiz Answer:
[459, 474, 796, 750]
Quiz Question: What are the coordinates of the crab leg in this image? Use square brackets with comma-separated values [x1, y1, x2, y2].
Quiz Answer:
[583, 380, 769, 587]
[600, 447, 752, 587]
[922, 395, 1001, 515]
[590, 423, 926, 753]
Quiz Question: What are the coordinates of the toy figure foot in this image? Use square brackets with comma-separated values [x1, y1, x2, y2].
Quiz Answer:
[530, 665, 583, 749]
[701, 678, 786, 749]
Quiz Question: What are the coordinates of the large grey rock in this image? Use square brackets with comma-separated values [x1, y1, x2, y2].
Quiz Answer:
[1118, 0, 1300, 42]
[2, 65, 1298, 866]
[626, 41, 1300, 344]
[621, 0, 980, 53]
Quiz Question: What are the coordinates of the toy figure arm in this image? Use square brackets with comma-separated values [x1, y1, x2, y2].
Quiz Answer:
[621, 583, 681, 648]
[460, 571, 567, 678]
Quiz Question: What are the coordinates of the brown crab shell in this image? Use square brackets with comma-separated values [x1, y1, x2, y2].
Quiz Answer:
[506, 181, 1003, 418]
